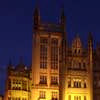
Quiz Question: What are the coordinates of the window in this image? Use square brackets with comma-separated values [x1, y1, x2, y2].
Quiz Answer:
[68, 80, 71, 88]
[51, 38, 58, 70]
[40, 38, 48, 69]
[74, 81, 78, 88]
[40, 91, 46, 99]
[40, 75, 47, 84]
[74, 96, 81, 100]
[73, 80, 81, 88]
[51, 76, 58, 85]
[22, 80, 27, 91]
[52, 92, 58, 99]
[78, 81, 81, 88]
[84, 82, 87, 88]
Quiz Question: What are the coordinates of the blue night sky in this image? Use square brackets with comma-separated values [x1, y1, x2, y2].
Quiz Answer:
[0, 0, 100, 95]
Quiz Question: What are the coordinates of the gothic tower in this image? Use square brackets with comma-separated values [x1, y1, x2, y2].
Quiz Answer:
[31, 6, 65, 100]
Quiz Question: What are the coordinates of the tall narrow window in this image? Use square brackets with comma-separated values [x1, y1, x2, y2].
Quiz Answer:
[78, 81, 81, 88]
[68, 79, 71, 88]
[84, 82, 87, 88]
[51, 38, 58, 70]
[40, 38, 48, 69]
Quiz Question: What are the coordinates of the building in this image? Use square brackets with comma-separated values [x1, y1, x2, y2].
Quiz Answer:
[31, 6, 100, 100]
[4, 5, 100, 100]
[4, 59, 31, 100]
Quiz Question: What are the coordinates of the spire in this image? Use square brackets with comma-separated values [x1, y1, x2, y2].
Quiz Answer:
[33, 0, 40, 27]
[60, 5, 66, 38]
[88, 32, 93, 42]
[88, 32, 93, 49]
[8, 58, 13, 70]
[60, 5, 66, 26]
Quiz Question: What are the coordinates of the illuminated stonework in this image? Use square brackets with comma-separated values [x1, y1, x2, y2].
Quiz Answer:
[31, 6, 95, 100]
[4, 60, 31, 100]
[4, 5, 100, 100]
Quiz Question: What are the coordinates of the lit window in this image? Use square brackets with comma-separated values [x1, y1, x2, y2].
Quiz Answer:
[39, 91, 46, 99]
[52, 92, 58, 99]
[51, 38, 58, 70]
[51, 76, 58, 85]
[40, 38, 48, 69]
[74, 81, 78, 88]
[78, 81, 81, 88]
[40, 75, 47, 84]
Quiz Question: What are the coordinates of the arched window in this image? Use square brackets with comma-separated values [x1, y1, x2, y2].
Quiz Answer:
[84, 82, 87, 88]
[68, 80, 71, 88]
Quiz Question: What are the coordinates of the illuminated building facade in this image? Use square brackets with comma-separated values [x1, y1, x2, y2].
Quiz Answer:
[4, 60, 31, 100]
[31, 6, 100, 100]
[4, 5, 100, 100]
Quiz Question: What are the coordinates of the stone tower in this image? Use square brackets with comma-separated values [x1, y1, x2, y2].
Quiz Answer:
[31, 6, 65, 100]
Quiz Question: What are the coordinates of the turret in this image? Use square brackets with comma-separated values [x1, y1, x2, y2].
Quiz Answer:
[7, 59, 13, 71]
[88, 32, 93, 51]
[60, 6, 66, 37]
[33, 5, 40, 30]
